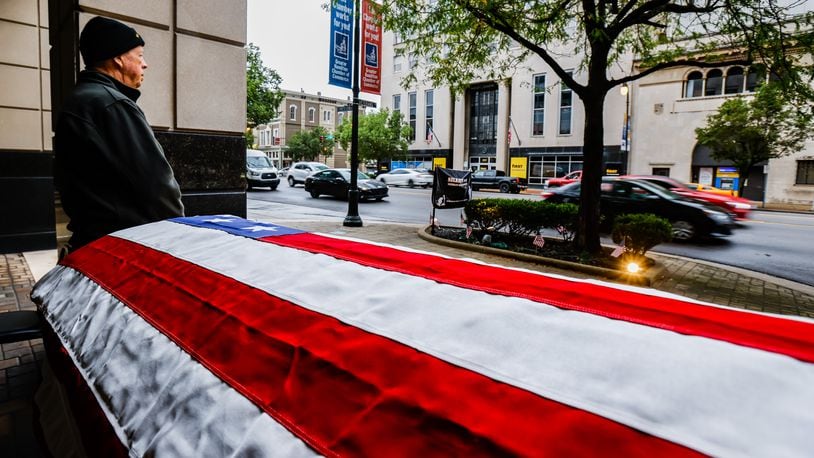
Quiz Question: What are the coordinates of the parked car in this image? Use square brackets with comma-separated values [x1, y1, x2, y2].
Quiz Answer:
[305, 168, 389, 201]
[288, 162, 329, 187]
[687, 182, 740, 197]
[623, 175, 753, 219]
[539, 177, 736, 241]
[245, 149, 279, 190]
[470, 169, 526, 193]
[545, 170, 582, 188]
[377, 168, 434, 188]
[278, 167, 289, 177]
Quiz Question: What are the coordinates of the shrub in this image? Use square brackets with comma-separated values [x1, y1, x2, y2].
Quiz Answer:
[463, 198, 578, 239]
[611, 213, 672, 256]
[463, 199, 506, 232]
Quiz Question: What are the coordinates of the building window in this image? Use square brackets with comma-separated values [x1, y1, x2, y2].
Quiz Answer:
[425, 89, 434, 142]
[308, 107, 316, 122]
[725, 67, 744, 94]
[746, 66, 765, 92]
[393, 55, 402, 72]
[652, 167, 670, 176]
[796, 160, 814, 185]
[705, 69, 723, 96]
[532, 74, 546, 136]
[322, 110, 332, 122]
[289, 105, 297, 120]
[408, 92, 417, 142]
[273, 128, 280, 145]
[408, 53, 418, 69]
[685, 71, 703, 98]
[559, 72, 573, 135]
[393, 94, 401, 115]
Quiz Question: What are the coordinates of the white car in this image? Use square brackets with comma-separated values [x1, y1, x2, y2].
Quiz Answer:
[377, 168, 434, 188]
[288, 162, 329, 187]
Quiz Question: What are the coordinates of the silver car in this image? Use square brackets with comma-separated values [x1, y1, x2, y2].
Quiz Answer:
[287, 162, 329, 187]
[377, 168, 434, 188]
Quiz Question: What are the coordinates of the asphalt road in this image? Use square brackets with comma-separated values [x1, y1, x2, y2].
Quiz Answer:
[248, 183, 814, 286]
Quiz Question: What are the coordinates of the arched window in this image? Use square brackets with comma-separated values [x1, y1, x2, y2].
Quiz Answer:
[685, 71, 703, 98]
[289, 105, 297, 120]
[724, 67, 744, 94]
[745, 66, 765, 92]
[308, 107, 316, 122]
[705, 69, 723, 96]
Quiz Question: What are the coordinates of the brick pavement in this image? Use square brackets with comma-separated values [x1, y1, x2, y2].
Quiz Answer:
[0, 254, 46, 457]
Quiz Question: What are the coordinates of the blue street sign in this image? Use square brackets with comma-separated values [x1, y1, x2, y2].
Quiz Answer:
[329, 0, 354, 89]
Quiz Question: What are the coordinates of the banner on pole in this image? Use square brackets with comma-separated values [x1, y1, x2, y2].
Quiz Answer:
[360, 0, 382, 95]
[329, 0, 354, 89]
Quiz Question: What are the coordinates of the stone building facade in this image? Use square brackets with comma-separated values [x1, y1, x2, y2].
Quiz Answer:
[0, 0, 248, 253]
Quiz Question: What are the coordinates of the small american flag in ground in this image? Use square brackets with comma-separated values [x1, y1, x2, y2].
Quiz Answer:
[611, 237, 626, 257]
[533, 233, 546, 248]
[466, 225, 472, 239]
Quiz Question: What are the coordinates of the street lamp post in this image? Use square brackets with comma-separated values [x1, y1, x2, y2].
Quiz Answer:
[343, 0, 363, 227]
[620, 83, 630, 154]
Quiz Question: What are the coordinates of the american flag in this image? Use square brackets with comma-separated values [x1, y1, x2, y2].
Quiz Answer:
[533, 233, 545, 248]
[31, 216, 814, 457]
[466, 225, 472, 239]
[611, 237, 626, 257]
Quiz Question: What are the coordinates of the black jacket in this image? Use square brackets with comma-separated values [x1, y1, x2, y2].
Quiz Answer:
[55, 71, 184, 250]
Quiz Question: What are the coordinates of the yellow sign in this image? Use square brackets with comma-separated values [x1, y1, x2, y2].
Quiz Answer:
[433, 157, 447, 169]
[510, 157, 527, 178]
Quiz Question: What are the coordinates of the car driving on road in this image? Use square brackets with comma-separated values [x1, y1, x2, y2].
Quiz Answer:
[288, 162, 329, 187]
[377, 168, 434, 188]
[540, 177, 736, 241]
[623, 175, 753, 219]
[305, 168, 389, 201]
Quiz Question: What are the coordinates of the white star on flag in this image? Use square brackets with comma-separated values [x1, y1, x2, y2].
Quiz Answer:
[204, 218, 236, 223]
[243, 225, 280, 233]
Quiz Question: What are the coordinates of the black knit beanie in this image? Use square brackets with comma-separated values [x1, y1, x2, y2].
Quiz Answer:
[79, 16, 145, 66]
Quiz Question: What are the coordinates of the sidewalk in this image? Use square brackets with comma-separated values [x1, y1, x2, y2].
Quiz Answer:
[2, 215, 814, 455]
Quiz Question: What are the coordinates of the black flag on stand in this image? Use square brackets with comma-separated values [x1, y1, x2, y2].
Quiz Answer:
[431, 168, 472, 209]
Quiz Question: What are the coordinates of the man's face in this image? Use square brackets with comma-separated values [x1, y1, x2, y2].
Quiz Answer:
[117, 46, 147, 89]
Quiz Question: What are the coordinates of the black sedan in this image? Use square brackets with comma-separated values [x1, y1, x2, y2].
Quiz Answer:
[304, 168, 389, 201]
[539, 177, 736, 241]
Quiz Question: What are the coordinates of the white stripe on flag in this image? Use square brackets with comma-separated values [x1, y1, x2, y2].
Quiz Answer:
[33, 266, 318, 458]
[106, 220, 814, 457]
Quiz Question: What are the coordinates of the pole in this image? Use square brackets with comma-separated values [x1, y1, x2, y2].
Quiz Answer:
[343, 0, 363, 227]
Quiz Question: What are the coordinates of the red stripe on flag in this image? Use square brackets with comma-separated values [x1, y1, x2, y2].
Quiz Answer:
[62, 236, 699, 457]
[262, 233, 814, 363]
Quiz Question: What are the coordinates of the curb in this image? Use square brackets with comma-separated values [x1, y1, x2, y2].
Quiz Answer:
[418, 225, 663, 286]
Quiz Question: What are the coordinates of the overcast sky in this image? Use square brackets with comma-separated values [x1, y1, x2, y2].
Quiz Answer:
[247, 0, 381, 105]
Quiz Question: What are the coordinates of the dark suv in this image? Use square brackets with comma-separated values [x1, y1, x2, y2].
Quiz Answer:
[470, 170, 526, 194]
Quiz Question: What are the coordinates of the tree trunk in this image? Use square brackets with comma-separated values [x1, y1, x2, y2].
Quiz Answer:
[576, 92, 607, 255]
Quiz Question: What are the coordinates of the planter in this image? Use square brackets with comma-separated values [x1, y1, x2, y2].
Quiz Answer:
[418, 225, 663, 286]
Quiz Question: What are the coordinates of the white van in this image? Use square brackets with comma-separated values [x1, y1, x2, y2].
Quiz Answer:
[246, 149, 280, 190]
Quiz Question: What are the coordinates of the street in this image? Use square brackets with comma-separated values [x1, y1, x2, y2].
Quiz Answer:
[248, 184, 814, 286]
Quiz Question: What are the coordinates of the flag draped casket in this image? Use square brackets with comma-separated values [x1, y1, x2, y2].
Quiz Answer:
[32, 216, 814, 457]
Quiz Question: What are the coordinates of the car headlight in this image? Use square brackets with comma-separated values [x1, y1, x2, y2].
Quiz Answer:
[726, 201, 753, 210]
[248, 171, 260, 177]
[704, 209, 732, 222]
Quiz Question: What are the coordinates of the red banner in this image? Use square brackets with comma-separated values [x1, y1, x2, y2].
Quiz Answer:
[360, 0, 381, 95]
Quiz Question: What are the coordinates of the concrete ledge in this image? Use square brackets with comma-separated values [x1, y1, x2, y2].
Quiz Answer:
[418, 225, 664, 286]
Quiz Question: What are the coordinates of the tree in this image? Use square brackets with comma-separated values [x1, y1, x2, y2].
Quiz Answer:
[286, 126, 335, 162]
[378, 0, 814, 254]
[246, 43, 284, 146]
[335, 109, 412, 163]
[695, 84, 814, 196]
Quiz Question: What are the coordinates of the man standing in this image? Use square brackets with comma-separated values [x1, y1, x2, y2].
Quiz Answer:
[55, 16, 184, 253]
